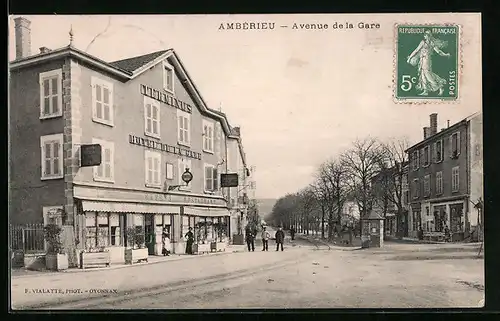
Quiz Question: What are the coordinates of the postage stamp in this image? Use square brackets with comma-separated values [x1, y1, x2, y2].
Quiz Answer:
[394, 24, 460, 102]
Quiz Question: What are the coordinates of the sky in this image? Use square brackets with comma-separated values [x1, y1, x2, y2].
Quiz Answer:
[8, 14, 482, 199]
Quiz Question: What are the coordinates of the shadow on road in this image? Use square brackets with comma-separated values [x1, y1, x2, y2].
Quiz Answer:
[387, 254, 484, 261]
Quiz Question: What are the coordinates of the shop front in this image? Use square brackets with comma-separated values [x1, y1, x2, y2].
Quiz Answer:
[177, 207, 231, 254]
[73, 184, 229, 263]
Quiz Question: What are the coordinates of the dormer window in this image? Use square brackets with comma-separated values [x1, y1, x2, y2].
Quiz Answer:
[163, 61, 174, 93]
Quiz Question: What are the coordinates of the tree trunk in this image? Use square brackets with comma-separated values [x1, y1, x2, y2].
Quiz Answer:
[321, 204, 325, 239]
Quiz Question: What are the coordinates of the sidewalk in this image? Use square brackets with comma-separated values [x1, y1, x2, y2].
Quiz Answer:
[11, 244, 306, 309]
[11, 244, 246, 279]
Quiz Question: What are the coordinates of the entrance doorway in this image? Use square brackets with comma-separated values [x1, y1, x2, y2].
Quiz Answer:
[145, 214, 155, 255]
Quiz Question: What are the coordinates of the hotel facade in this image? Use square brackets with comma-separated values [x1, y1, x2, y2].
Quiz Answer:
[9, 17, 253, 266]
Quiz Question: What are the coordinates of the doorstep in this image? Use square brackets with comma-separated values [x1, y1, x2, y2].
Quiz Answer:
[11, 246, 245, 279]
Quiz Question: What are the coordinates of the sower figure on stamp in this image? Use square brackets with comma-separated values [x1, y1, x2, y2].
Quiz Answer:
[185, 227, 194, 255]
[275, 226, 285, 251]
[261, 226, 270, 251]
[406, 30, 451, 96]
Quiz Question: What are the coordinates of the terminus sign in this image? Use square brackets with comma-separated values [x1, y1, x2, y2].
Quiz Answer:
[129, 135, 202, 160]
[140, 84, 193, 114]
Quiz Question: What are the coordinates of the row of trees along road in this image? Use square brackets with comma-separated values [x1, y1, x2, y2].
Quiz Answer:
[266, 137, 410, 240]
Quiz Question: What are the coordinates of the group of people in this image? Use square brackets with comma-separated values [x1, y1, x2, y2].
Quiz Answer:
[245, 225, 286, 252]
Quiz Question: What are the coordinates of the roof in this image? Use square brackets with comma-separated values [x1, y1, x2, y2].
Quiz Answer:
[405, 111, 481, 153]
[109, 50, 171, 73]
[10, 46, 242, 140]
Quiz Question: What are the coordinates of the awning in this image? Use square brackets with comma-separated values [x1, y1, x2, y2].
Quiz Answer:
[81, 201, 180, 214]
[184, 206, 230, 217]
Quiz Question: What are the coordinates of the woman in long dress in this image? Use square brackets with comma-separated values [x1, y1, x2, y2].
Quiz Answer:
[406, 30, 451, 96]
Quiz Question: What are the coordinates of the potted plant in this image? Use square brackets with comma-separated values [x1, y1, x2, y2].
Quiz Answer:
[124, 226, 148, 264]
[44, 224, 69, 271]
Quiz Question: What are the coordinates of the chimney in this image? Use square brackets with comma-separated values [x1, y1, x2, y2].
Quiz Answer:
[447, 120, 450, 128]
[232, 127, 241, 136]
[14, 17, 31, 59]
[39, 46, 52, 54]
[430, 113, 438, 136]
[423, 127, 431, 140]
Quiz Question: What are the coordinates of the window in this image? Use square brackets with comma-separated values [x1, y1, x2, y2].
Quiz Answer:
[84, 212, 123, 249]
[436, 171, 443, 195]
[423, 146, 430, 167]
[423, 175, 430, 197]
[178, 159, 192, 189]
[204, 164, 219, 192]
[166, 163, 174, 180]
[178, 110, 190, 146]
[39, 69, 63, 119]
[203, 120, 215, 153]
[434, 140, 443, 163]
[91, 76, 114, 126]
[163, 61, 174, 93]
[412, 178, 419, 199]
[145, 150, 161, 187]
[144, 96, 160, 138]
[92, 139, 114, 183]
[40, 134, 64, 180]
[450, 132, 461, 158]
[412, 150, 420, 171]
[452, 166, 460, 192]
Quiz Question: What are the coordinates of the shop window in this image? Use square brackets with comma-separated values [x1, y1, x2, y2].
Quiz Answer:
[85, 212, 124, 249]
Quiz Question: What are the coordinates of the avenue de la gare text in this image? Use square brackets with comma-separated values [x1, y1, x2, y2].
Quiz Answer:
[218, 22, 381, 30]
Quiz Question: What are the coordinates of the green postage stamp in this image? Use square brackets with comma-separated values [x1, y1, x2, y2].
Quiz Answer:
[395, 24, 460, 102]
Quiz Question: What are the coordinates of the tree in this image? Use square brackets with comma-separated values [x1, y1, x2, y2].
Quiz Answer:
[297, 187, 318, 235]
[316, 159, 349, 240]
[379, 137, 410, 238]
[341, 138, 385, 233]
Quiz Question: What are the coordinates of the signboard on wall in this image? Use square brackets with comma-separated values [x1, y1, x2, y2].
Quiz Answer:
[220, 173, 239, 187]
[80, 144, 102, 167]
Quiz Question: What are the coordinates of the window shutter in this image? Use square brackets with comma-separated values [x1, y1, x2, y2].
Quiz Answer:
[449, 135, 453, 157]
[457, 131, 461, 155]
[432, 143, 436, 163]
[205, 166, 210, 190]
[213, 168, 218, 191]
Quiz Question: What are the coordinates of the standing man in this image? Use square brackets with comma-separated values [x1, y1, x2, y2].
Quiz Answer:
[185, 227, 194, 255]
[275, 226, 285, 251]
[245, 225, 255, 252]
[290, 226, 296, 241]
[261, 226, 270, 251]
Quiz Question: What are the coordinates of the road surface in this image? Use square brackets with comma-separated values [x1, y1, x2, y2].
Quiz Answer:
[11, 239, 484, 309]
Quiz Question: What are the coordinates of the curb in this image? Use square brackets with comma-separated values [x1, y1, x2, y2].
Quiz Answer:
[11, 248, 245, 280]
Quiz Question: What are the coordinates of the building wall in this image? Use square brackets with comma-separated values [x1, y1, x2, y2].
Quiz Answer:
[73, 57, 225, 196]
[468, 113, 483, 227]
[407, 122, 468, 202]
[9, 59, 67, 225]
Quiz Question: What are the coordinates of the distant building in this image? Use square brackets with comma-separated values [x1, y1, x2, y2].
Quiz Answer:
[406, 112, 482, 241]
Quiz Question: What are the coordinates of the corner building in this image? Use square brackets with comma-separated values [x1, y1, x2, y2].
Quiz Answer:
[9, 17, 251, 265]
